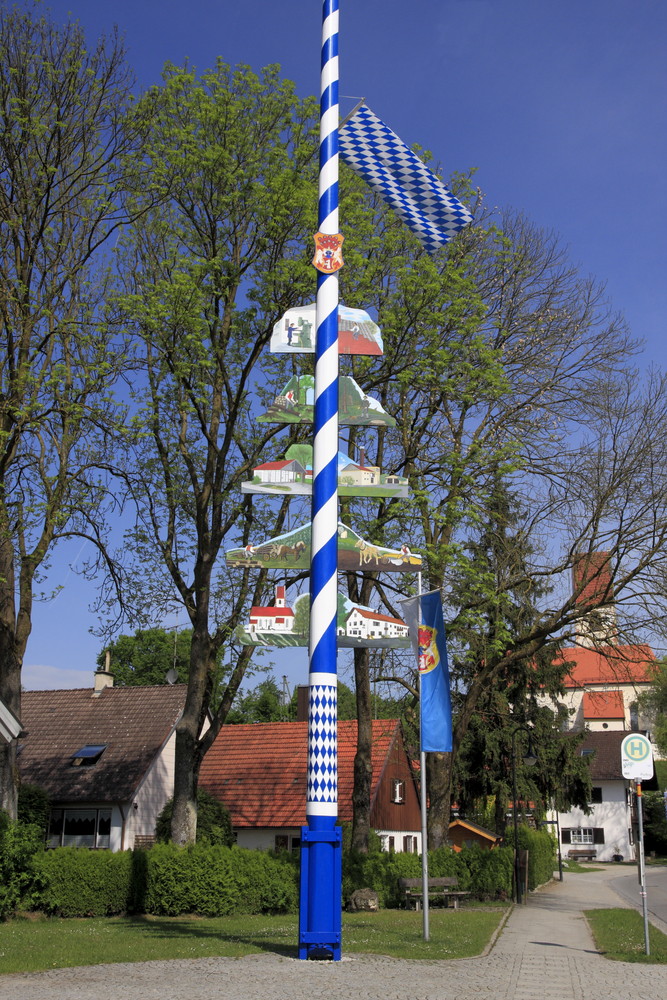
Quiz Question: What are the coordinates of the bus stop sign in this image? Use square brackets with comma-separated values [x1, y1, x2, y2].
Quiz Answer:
[621, 733, 654, 780]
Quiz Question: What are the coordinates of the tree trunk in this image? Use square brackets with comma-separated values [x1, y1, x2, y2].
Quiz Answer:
[351, 647, 373, 853]
[170, 624, 211, 844]
[171, 726, 200, 845]
[0, 531, 21, 820]
[426, 751, 453, 849]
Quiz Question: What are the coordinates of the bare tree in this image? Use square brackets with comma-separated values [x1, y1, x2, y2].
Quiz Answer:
[335, 188, 667, 847]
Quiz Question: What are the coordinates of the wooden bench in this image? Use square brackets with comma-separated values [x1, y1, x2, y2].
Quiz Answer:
[567, 848, 597, 862]
[398, 876, 470, 910]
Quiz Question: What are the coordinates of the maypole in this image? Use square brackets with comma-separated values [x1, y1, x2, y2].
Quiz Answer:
[298, 0, 343, 961]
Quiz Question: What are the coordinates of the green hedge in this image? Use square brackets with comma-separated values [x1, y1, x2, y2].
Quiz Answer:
[0, 816, 45, 919]
[517, 826, 556, 890]
[32, 848, 137, 916]
[22, 829, 550, 919]
[31, 844, 298, 918]
[341, 842, 512, 907]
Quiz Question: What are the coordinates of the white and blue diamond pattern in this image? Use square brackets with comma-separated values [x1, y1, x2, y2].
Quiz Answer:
[307, 682, 337, 810]
[339, 104, 472, 254]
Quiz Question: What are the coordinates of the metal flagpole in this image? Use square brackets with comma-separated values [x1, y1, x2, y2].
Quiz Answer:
[298, 0, 342, 961]
[418, 571, 430, 941]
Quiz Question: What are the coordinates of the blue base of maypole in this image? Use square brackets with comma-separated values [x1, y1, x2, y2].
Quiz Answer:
[298, 820, 342, 960]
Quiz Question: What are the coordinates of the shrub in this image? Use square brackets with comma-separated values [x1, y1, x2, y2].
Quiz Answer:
[0, 815, 45, 918]
[155, 789, 233, 846]
[17, 784, 50, 835]
[32, 848, 136, 917]
[342, 842, 515, 907]
[459, 844, 513, 898]
[143, 843, 298, 916]
[517, 826, 555, 890]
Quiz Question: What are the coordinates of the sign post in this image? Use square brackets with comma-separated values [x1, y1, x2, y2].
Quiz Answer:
[621, 733, 654, 956]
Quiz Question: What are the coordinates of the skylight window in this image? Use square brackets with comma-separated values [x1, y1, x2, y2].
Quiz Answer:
[71, 744, 107, 767]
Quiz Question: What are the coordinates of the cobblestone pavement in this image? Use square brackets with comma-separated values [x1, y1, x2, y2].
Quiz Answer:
[1, 866, 666, 1000]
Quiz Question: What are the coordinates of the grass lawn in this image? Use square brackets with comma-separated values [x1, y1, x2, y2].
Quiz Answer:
[586, 908, 667, 963]
[0, 908, 508, 975]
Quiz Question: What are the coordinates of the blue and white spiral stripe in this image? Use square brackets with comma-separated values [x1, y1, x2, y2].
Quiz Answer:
[308, 0, 339, 818]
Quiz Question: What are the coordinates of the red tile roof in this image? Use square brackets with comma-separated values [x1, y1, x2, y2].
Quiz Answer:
[346, 607, 405, 625]
[199, 719, 400, 828]
[556, 644, 655, 687]
[583, 690, 625, 719]
[18, 685, 186, 803]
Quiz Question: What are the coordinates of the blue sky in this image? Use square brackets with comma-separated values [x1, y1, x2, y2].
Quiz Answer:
[21, 0, 667, 690]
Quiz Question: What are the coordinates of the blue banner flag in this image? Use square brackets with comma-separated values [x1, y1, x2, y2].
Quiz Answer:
[401, 590, 453, 752]
[338, 104, 472, 255]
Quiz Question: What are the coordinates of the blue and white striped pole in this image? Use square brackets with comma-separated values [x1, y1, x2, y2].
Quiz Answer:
[298, 0, 342, 961]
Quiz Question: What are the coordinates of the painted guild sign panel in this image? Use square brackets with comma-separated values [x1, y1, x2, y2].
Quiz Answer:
[242, 443, 409, 499]
[226, 522, 420, 573]
[312, 231, 344, 273]
[235, 586, 410, 649]
[258, 375, 396, 427]
[271, 303, 383, 356]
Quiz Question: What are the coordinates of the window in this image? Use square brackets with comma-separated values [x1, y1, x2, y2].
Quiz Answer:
[590, 787, 603, 804]
[274, 834, 300, 853]
[48, 808, 112, 848]
[561, 827, 605, 846]
[391, 779, 405, 804]
[71, 744, 107, 767]
[403, 836, 418, 853]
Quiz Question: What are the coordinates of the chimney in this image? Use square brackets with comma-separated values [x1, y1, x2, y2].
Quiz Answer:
[296, 685, 309, 722]
[358, 446, 366, 469]
[94, 649, 114, 695]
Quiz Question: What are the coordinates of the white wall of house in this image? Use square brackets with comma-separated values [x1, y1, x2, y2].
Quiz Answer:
[234, 825, 421, 853]
[122, 729, 178, 850]
[377, 829, 422, 854]
[544, 685, 650, 732]
[235, 827, 301, 851]
[553, 779, 634, 862]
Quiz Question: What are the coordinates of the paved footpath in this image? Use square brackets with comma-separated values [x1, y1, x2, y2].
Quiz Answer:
[2, 865, 666, 1000]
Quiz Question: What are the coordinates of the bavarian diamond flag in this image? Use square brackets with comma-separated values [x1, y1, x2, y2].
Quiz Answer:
[338, 103, 472, 254]
[401, 590, 453, 753]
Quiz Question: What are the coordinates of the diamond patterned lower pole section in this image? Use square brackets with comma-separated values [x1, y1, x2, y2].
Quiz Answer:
[299, 677, 341, 959]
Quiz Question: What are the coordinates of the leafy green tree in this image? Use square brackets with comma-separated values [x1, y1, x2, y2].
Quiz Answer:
[0, 5, 145, 818]
[640, 658, 667, 757]
[642, 791, 667, 856]
[106, 61, 319, 843]
[155, 788, 233, 846]
[98, 629, 193, 686]
[227, 676, 288, 724]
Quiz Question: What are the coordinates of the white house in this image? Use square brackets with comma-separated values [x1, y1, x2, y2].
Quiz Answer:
[342, 607, 409, 641]
[18, 671, 188, 851]
[550, 730, 637, 862]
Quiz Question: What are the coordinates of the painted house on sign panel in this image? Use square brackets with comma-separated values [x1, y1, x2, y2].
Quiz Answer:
[18, 670, 187, 851]
[199, 718, 421, 853]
